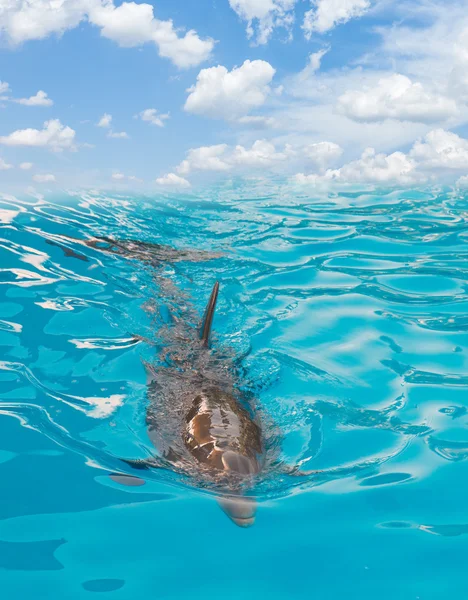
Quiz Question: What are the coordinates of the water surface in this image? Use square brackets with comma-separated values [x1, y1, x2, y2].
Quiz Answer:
[1, 185, 467, 599]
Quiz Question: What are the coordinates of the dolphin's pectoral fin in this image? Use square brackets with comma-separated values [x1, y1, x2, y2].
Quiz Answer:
[109, 473, 147, 487]
[200, 281, 219, 347]
[109, 457, 171, 486]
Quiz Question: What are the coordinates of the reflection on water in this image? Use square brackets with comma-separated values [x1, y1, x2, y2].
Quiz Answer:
[0, 187, 467, 507]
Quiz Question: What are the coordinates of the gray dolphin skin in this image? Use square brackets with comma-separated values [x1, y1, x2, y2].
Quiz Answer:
[67, 236, 267, 527]
[136, 279, 265, 528]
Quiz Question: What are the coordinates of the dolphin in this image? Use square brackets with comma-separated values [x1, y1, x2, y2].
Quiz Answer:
[49, 234, 307, 526]
[112, 280, 266, 527]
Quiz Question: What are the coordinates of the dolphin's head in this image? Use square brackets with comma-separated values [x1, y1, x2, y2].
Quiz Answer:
[218, 495, 257, 528]
[217, 450, 257, 527]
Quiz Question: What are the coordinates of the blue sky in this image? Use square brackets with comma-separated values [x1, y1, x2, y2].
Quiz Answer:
[1, 0, 468, 191]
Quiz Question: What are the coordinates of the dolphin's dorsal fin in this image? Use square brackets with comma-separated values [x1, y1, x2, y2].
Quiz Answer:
[200, 281, 219, 347]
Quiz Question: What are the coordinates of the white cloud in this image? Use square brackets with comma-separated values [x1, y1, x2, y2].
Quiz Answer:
[150, 20, 214, 69]
[89, 1, 157, 46]
[97, 113, 112, 128]
[156, 173, 191, 188]
[19, 162, 33, 170]
[337, 74, 458, 123]
[274, 31, 466, 158]
[16, 90, 53, 106]
[88, 1, 214, 68]
[304, 141, 343, 170]
[177, 144, 230, 175]
[456, 175, 468, 189]
[0, 157, 13, 170]
[0, 119, 76, 151]
[229, 0, 297, 44]
[295, 147, 420, 186]
[232, 139, 294, 166]
[409, 129, 468, 170]
[107, 131, 129, 139]
[303, 0, 371, 37]
[111, 172, 143, 182]
[0, 81, 10, 94]
[294, 128, 468, 187]
[296, 48, 329, 82]
[136, 108, 170, 127]
[33, 173, 56, 183]
[176, 139, 298, 174]
[0, 0, 89, 44]
[185, 60, 276, 120]
[0, 1, 214, 68]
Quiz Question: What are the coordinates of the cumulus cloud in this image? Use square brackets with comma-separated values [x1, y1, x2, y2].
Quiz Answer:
[177, 145, 230, 175]
[337, 74, 458, 123]
[19, 162, 33, 170]
[89, 1, 214, 68]
[156, 173, 191, 188]
[0, 119, 76, 151]
[167, 129, 468, 187]
[0, 1, 214, 68]
[232, 139, 295, 166]
[0, 157, 13, 170]
[184, 60, 276, 120]
[303, 0, 371, 38]
[112, 172, 125, 180]
[16, 90, 53, 106]
[229, 0, 297, 44]
[295, 128, 468, 187]
[304, 141, 343, 170]
[97, 112, 128, 138]
[176, 139, 303, 175]
[33, 173, 56, 183]
[296, 148, 419, 186]
[409, 129, 468, 170]
[97, 113, 112, 128]
[0, 0, 89, 43]
[136, 108, 170, 127]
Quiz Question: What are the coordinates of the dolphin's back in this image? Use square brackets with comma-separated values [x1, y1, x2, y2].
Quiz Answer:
[183, 388, 263, 473]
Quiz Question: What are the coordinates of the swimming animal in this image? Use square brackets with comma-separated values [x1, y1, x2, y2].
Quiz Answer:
[121, 281, 266, 527]
[51, 235, 273, 526]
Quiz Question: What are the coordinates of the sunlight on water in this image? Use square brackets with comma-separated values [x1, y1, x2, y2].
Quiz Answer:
[1, 184, 468, 598]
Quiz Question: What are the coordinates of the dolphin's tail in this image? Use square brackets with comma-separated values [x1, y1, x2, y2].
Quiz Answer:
[45, 234, 223, 265]
[200, 282, 220, 347]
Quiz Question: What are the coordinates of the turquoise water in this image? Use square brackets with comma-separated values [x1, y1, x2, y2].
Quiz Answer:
[1, 186, 468, 598]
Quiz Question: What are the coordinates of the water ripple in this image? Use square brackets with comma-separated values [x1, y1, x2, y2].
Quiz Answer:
[0, 187, 467, 508]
